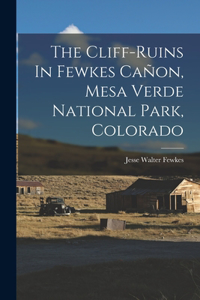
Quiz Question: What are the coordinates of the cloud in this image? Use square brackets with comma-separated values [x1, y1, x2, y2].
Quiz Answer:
[57, 27, 153, 71]
[60, 24, 83, 34]
[18, 119, 40, 130]
[113, 43, 152, 73]
[20, 53, 46, 66]
[56, 24, 91, 52]
[120, 141, 187, 152]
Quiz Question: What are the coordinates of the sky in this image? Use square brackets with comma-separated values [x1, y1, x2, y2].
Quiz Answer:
[17, 0, 200, 153]
[17, 0, 200, 34]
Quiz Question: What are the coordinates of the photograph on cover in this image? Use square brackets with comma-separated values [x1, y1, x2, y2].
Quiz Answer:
[18, 33, 200, 176]
[16, 1, 200, 300]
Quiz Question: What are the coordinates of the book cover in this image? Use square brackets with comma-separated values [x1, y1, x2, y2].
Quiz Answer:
[16, 2, 200, 299]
